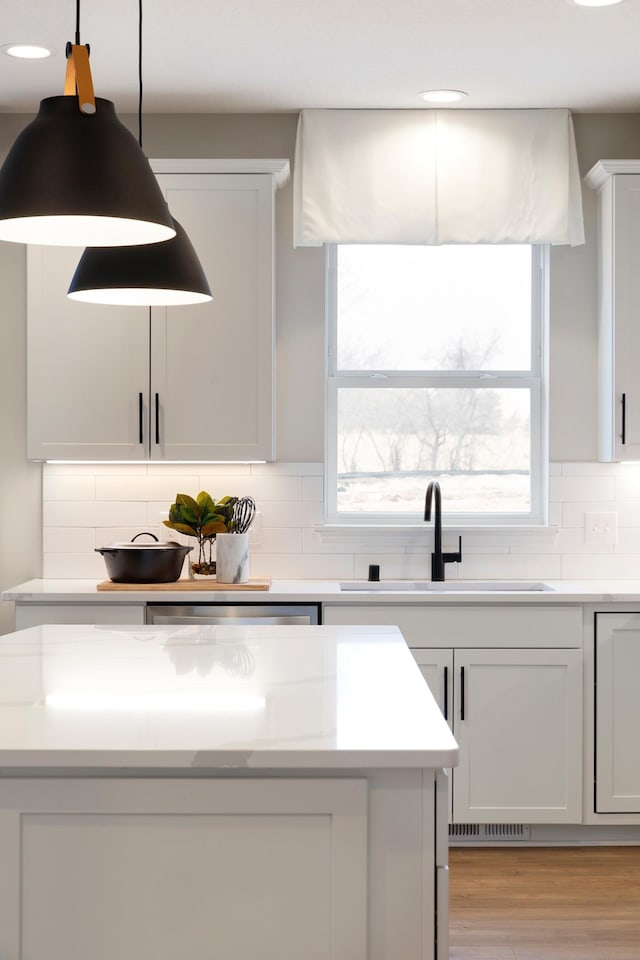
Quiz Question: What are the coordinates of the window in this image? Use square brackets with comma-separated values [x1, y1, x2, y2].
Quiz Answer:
[326, 244, 548, 525]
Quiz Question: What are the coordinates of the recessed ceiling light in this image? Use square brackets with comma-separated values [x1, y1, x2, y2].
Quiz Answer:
[420, 89, 468, 103]
[572, 0, 624, 6]
[1, 43, 53, 59]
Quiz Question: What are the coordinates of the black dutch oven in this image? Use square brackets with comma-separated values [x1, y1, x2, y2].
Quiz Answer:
[96, 532, 192, 584]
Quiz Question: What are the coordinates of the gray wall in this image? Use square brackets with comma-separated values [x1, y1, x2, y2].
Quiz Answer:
[1, 110, 640, 628]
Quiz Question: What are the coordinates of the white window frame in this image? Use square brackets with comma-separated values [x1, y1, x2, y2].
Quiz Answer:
[325, 243, 549, 527]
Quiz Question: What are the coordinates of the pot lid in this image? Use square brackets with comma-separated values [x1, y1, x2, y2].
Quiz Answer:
[101, 538, 189, 550]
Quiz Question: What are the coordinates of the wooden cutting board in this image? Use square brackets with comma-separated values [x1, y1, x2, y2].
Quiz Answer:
[97, 578, 271, 591]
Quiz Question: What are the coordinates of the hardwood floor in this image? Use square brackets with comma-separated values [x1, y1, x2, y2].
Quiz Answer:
[449, 846, 640, 960]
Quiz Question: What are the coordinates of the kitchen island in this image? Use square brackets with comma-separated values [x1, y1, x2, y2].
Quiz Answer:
[0, 622, 457, 960]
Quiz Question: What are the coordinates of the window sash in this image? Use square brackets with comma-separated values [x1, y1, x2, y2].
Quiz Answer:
[325, 244, 549, 526]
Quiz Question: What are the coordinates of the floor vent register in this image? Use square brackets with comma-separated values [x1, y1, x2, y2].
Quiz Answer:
[449, 823, 531, 842]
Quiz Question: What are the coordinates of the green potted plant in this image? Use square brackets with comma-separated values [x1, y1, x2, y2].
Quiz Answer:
[163, 491, 237, 576]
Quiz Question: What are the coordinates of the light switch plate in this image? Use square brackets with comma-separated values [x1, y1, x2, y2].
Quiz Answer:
[584, 511, 618, 545]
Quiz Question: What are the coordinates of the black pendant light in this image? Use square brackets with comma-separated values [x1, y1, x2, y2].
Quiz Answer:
[67, 0, 212, 306]
[0, 1, 175, 247]
[68, 217, 212, 304]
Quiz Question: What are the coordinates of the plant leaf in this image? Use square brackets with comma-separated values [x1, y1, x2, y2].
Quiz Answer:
[197, 491, 216, 514]
[176, 493, 199, 513]
[201, 520, 228, 536]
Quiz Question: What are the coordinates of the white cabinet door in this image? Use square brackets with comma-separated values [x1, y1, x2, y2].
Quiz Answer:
[151, 173, 275, 461]
[586, 163, 640, 460]
[595, 612, 640, 813]
[411, 648, 453, 726]
[27, 167, 277, 462]
[0, 778, 367, 960]
[27, 245, 148, 460]
[453, 648, 583, 823]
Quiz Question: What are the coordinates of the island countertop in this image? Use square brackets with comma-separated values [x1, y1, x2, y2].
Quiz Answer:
[0, 622, 458, 772]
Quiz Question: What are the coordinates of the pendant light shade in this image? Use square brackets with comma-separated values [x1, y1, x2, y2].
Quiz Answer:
[67, 217, 213, 305]
[0, 95, 176, 246]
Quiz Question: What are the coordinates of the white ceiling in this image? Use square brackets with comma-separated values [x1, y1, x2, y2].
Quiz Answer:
[1, 0, 640, 115]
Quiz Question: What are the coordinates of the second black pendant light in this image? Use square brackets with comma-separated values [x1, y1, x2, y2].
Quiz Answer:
[67, 0, 212, 306]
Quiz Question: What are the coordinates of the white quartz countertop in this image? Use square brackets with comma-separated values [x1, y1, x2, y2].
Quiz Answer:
[5, 578, 640, 603]
[0, 622, 458, 771]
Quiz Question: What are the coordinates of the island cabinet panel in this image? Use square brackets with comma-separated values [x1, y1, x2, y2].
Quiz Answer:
[0, 779, 368, 960]
[27, 170, 276, 462]
[595, 613, 640, 813]
[323, 604, 584, 824]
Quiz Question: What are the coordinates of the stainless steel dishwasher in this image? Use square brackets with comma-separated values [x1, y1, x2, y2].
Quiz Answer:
[145, 603, 320, 626]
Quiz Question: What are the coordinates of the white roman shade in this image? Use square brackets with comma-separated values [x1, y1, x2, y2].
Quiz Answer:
[293, 108, 584, 247]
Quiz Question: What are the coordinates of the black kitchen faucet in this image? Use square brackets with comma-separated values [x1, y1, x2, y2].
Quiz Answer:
[424, 480, 463, 581]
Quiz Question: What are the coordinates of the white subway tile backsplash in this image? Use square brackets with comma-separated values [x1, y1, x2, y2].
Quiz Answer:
[549, 502, 562, 526]
[96, 475, 201, 502]
[250, 552, 354, 580]
[43, 475, 96, 501]
[44, 552, 106, 579]
[259, 528, 303, 554]
[259, 501, 324, 528]
[560, 462, 622, 476]
[44, 501, 98, 527]
[302, 476, 324, 502]
[40, 460, 640, 581]
[613, 528, 640, 554]
[151, 463, 251, 477]
[561, 554, 640, 580]
[459, 554, 563, 580]
[198, 474, 303, 502]
[43, 528, 95, 554]
[250, 462, 322, 477]
[549, 476, 615, 504]
[302, 527, 406, 556]
[614, 475, 640, 501]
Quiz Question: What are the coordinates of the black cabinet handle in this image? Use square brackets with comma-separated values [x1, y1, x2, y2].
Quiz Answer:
[155, 393, 160, 444]
[443, 665, 448, 722]
[460, 666, 465, 721]
[138, 392, 144, 444]
[622, 392, 627, 445]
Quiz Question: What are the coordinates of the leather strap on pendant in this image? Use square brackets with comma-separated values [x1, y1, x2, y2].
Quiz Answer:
[64, 43, 96, 115]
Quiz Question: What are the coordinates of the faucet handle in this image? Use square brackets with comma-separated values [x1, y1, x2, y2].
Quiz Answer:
[444, 536, 463, 565]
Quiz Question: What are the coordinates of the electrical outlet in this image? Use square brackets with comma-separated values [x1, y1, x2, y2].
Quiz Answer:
[584, 512, 618, 545]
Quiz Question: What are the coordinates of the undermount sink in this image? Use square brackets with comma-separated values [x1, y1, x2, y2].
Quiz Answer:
[339, 580, 554, 593]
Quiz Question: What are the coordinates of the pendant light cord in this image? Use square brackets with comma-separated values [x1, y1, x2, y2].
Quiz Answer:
[75, 0, 81, 45]
[138, 0, 144, 148]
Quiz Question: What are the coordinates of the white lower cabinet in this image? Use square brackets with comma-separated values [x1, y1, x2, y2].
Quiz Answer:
[323, 603, 584, 824]
[595, 612, 640, 813]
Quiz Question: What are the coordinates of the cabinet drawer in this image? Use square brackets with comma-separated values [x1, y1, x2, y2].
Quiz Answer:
[322, 604, 583, 649]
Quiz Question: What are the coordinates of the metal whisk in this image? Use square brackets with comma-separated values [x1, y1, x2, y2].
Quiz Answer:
[232, 496, 256, 534]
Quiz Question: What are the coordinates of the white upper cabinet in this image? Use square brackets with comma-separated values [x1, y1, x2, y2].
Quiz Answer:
[586, 160, 640, 461]
[27, 161, 289, 461]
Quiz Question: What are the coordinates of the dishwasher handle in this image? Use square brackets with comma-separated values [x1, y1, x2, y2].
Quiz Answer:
[150, 614, 314, 626]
